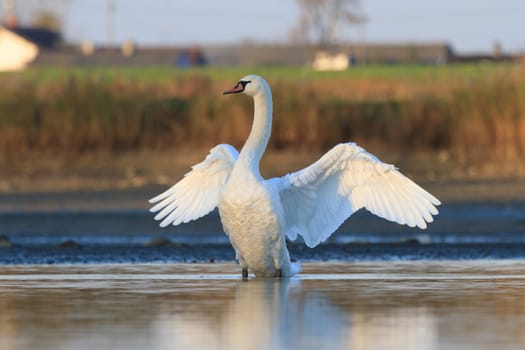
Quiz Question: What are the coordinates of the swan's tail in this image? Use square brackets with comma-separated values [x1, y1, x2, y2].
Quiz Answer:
[291, 260, 302, 276]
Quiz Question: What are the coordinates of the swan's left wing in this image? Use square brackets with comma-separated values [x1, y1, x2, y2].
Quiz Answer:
[149, 144, 238, 227]
[273, 143, 440, 247]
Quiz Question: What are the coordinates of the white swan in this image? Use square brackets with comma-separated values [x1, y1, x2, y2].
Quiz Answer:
[149, 75, 441, 278]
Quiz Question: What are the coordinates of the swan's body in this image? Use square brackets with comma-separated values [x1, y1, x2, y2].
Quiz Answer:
[150, 75, 440, 278]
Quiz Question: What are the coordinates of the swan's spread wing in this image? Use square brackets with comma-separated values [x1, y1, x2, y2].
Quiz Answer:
[149, 144, 238, 227]
[276, 143, 441, 247]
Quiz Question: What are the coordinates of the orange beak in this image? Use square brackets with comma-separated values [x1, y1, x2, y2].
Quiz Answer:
[223, 82, 245, 95]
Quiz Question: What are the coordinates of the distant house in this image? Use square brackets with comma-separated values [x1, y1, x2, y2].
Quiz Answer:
[0, 25, 61, 71]
[356, 42, 452, 65]
[312, 51, 349, 71]
[202, 42, 454, 67]
[10, 38, 514, 69]
[0, 25, 38, 71]
[33, 45, 207, 67]
[203, 44, 313, 67]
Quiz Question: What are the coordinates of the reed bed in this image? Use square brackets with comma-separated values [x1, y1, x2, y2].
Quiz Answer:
[0, 64, 524, 162]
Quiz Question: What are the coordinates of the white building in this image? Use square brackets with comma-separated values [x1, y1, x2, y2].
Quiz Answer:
[0, 25, 38, 71]
[312, 51, 350, 71]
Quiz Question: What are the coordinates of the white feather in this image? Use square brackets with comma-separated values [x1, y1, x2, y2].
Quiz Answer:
[275, 143, 440, 247]
[149, 144, 238, 227]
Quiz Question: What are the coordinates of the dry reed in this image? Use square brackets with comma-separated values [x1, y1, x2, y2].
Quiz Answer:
[0, 65, 524, 162]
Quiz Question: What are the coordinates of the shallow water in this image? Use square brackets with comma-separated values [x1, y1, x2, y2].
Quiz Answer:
[1, 186, 525, 242]
[1, 261, 525, 350]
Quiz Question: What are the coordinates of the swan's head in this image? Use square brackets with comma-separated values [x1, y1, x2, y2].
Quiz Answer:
[223, 75, 269, 97]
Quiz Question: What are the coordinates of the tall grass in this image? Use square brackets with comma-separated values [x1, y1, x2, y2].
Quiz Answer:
[0, 64, 524, 160]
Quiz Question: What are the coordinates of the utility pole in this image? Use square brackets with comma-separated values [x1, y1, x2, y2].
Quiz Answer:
[4, 0, 18, 27]
[357, 20, 366, 65]
[106, 0, 115, 48]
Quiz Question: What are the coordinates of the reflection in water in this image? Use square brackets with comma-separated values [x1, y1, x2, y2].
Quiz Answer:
[155, 279, 294, 350]
[349, 307, 436, 350]
[1, 262, 525, 350]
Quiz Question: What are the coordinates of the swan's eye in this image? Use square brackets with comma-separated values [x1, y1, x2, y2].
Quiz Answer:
[239, 80, 251, 88]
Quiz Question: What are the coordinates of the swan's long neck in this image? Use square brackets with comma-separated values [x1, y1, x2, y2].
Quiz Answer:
[237, 86, 272, 178]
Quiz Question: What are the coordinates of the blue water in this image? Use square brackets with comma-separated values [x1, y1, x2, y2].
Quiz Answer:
[1, 262, 525, 350]
[1, 199, 525, 245]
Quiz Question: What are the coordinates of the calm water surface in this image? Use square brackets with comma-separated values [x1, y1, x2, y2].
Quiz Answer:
[1, 261, 525, 350]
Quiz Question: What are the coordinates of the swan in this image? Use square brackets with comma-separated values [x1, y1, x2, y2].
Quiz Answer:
[149, 75, 440, 278]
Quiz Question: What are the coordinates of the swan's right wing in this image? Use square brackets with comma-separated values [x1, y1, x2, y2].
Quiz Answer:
[149, 144, 238, 227]
[275, 143, 440, 247]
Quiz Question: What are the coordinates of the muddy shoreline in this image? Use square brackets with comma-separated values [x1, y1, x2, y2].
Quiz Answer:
[2, 243, 525, 265]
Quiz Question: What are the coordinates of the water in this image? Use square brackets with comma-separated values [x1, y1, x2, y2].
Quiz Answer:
[2, 188, 525, 247]
[2, 188, 525, 348]
[1, 261, 525, 350]
[2, 198, 525, 264]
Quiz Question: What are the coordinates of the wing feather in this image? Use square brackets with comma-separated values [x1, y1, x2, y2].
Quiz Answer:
[274, 143, 440, 247]
[149, 144, 239, 227]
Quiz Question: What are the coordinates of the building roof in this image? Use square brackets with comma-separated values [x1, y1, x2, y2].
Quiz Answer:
[9, 27, 60, 48]
[202, 42, 454, 66]
[26, 41, 515, 68]
[34, 46, 206, 67]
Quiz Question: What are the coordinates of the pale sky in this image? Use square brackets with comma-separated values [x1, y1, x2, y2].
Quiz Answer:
[8, 0, 525, 53]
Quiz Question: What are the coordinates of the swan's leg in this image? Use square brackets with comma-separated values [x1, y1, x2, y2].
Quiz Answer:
[271, 239, 284, 278]
[236, 250, 248, 279]
[272, 254, 283, 278]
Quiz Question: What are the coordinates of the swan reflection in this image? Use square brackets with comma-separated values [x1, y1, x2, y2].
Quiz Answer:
[152, 278, 437, 350]
[1, 262, 525, 350]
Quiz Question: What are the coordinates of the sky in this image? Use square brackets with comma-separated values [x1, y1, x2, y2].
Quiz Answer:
[6, 0, 525, 54]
